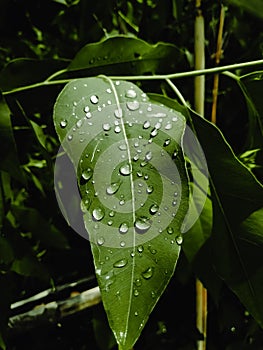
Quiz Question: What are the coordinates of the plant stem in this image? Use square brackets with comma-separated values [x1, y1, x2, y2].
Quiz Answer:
[194, 2, 207, 350]
[211, 5, 225, 124]
[2, 59, 263, 96]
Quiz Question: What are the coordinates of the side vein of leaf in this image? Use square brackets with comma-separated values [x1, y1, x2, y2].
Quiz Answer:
[103, 76, 136, 340]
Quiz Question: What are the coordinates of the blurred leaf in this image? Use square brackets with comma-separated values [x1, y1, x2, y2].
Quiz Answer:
[11, 205, 69, 249]
[92, 306, 117, 350]
[0, 94, 25, 183]
[11, 255, 48, 278]
[62, 36, 187, 78]
[53, 77, 189, 349]
[226, 0, 263, 20]
[0, 333, 6, 350]
[0, 236, 14, 265]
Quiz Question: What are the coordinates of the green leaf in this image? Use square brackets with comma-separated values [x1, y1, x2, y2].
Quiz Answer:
[0, 333, 6, 350]
[53, 77, 189, 349]
[0, 236, 14, 265]
[63, 36, 187, 78]
[226, 0, 263, 20]
[0, 94, 25, 183]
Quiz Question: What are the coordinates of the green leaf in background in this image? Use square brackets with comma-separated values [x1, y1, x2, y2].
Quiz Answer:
[53, 77, 189, 349]
[226, 0, 263, 20]
[0, 94, 25, 183]
[62, 36, 187, 78]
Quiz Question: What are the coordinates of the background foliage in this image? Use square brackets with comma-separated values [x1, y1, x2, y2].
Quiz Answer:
[0, 0, 263, 349]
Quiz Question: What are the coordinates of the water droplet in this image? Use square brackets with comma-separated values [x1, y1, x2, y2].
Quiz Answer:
[114, 125, 121, 133]
[119, 164, 131, 176]
[106, 88, 112, 94]
[137, 171, 143, 177]
[133, 289, 139, 297]
[90, 95, 99, 104]
[135, 311, 138, 316]
[92, 208, 105, 221]
[60, 120, 67, 128]
[133, 154, 140, 162]
[119, 199, 125, 206]
[125, 89, 137, 98]
[146, 185, 154, 194]
[82, 168, 93, 181]
[114, 108, 123, 118]
[85, 112, 92, 119]
[150, 128, 158, 137]
[176, 235, 183, 245]
[67, 134, 73, 141]
[97, 237, 105, 246]
[134, 278, 142, 287]
[120, 241, 126, 247]
[167, 227, 174, 234]
[103, 123, 111, 131]
[149, 204, 159, 215]
[144, 174, 149, 180]
[109, 211, 115, 217]
[143, 121, 150, 129]
[126, 101, 140, 111]
[165, 123, 172, 130]
[115, 81, 120, 86]
[119, 222, 129, 234]
[76, 119, 83, 128]
[147, 106, 152, 112]
[118, 144, 127, 151]
[148, 245, 157, 254]
[164, 139, 171, 146]
[113, 258, 128, 268]
[84, 106, 90, 113]
[107, 220, 113, 226]
[142, 267, 154, 280]
[172, 200, 177, 206]
[145, 151, 152, 161]
[151, 291, 156, 298]
[130, 251, 135, 258]
[137, 245, 144, 253]
[140, 160, 147, 167]
[155, 122, 161, 129]
[134, 217, 151, 233]
[106, 182, 120, 195]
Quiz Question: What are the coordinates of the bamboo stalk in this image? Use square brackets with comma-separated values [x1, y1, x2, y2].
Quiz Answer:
[194, 1, 207, 349]
[211, 6, 225, 124]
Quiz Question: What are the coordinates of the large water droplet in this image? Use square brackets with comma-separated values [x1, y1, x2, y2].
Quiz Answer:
[114, 125, 121, 133]
[119, 222, 129, 234]
[125, 89, 137, 98]
[176, 235, 183, 245]
[97, 237, 105, 246]
[145, 151, 152, 161]
[119, 164, 131, 176]
[113, 258, 128, 268]
[134, 217, 151, 233]
[82, 168, 93, 181]
[126, 101, 140, 111]
[114, 108, 123, 118]
[103, 123, 111, 131]
[106, 182, 120, 195]
[143, 121, 150, 129]
[90, 95, 99, 104]
[60, 120, 67, 128]
[149, 204, 159, 215]
[92, 208, 105, 221]
[142, 267, 154, 280]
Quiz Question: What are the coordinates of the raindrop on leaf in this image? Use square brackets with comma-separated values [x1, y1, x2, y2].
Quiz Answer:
[126, 101, 140, 111]
[106, 182, 120, 195]
[125, 89, 137, 98]
[176, 235, 183, 245]
[119, 164, 131, 176]
[90, 95, 99, 104]
[142, 267, 154, 280]
[134, 217, 151, 234]
[149, 204, 159, 215]
[82, 168, 93, 181]
[119, 222, 129, 234]
[143, 121, 151, 129]
[60, 120, 67, 128]
[97, 237, 105, 246]
[103, 123, 111, 131]
[92, 208, 105, 221]
[113, 258, 128, 268]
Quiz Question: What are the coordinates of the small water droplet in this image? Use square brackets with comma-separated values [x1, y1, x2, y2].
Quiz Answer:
[97, 237, 105, 246]
[90, 95, 99, 104]
[150, 128, 158, 137]
[165, 123, 172, 130]
[119, 222, 129, 234]
[114, 125, 121, 133]
[137, 245, 144, 253]
[133, 154, 140, 161]
[84, 106, 90, 113]
[164, 139, 171, 146]
[145, 151, 152, 161]
[106, 88, 112, 93]
[143, 121, 151, 129]
[67, 134, 73, 141]
[167, 227, 174, 234]
[115, 81, 120, 86]
[92, 208, 105, 221]
[85, 112, 92, 119]
[106, 182, 120, 195]
[113, 258, 128, 268]
[103, 123, 111, 131]
[120, 241, 126, 247]
[146, 185, 154, 194]
[119, 199, 125, 206]
[119, 164, 131, 176]
[82, 168, 93, 181]
[148, 245, 157, 254]
[114, 108, 123, 118]
[130, 251, 135, 258]
[109, 211, 115, 217]
[76, 119, 83, 128]
[135, 311, 138, 316]
[107, 220, 113, 226]
[142, 267, 154, 280]
[176, 235, 183, 245]
[125, 89, 137, 98]
[151, 291, 156, 298]
[149, 204, 159, 215]
[172, 200, 177, 206]
[147, 106, 152, 112]
[134, 278, 142, 287]
[134, 217, 151, 233]
[126, 101, 140, 111]
[140, 161, 147, 167]
[60, 120, 67, 128]
[134, 289, 139, 297]
[118, 144, 127, 151]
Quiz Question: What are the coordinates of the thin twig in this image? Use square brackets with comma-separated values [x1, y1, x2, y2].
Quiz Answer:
[211, 6, 225, 124]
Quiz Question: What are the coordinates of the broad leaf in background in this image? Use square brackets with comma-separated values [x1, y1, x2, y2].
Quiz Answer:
[53, 77, 189, 349]
[226, 0, 263, 20]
